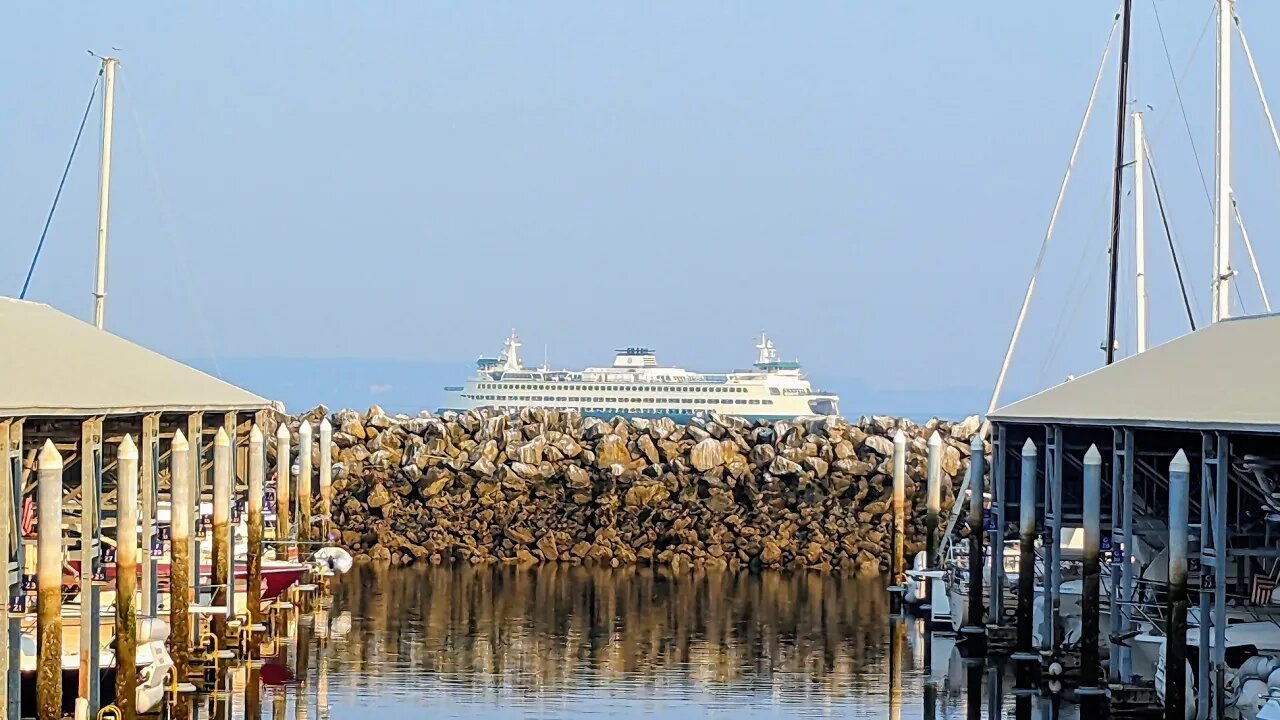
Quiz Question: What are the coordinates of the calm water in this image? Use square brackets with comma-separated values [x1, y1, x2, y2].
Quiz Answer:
[219, 565, 1079, 719]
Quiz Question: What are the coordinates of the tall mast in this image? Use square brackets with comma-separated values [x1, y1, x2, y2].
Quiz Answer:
[1104, 0, 1134, 365]
[92, 56, 118, 330]
[1134, 111, 1148, 353]
[1212, 0, 1234, 322]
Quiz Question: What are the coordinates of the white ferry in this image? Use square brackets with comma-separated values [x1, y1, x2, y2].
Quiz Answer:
[440, 332, 840, 421]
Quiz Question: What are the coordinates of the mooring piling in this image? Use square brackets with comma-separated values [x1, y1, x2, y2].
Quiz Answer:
[1079, 444, 1104, 698]
[170, 430, 192, 673]
[36, 440, 63, 720]
[248, 425, 265, 627]
[212, 428, 232, 637]
[961, 433, 986, 647]
[299, 420, 313, 543]
[276, 423, 292, 558]
[925, 431, 942, 607]
[1014, 439, 1039, 667]
[891, 429, 907, 611]
[116, 435, 140, 720]
[319, 417, 332, 542]
[1166, 449, 1190, 720]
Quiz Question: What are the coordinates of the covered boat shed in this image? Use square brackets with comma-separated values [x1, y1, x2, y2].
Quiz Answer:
[0, 297, 271, 717]
[989, 311, 1280, 712]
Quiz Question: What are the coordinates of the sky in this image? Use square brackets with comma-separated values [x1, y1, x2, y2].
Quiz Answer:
[5, 2, 1280, 412]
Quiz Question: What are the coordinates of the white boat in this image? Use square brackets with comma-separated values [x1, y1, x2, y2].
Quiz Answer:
[440, 331, 840, 420]
[1142, 621, 1280, 720]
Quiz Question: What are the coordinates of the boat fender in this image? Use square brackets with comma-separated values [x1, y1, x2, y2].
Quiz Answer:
[136, 616, 171, 644]
[1268, 665, 1280, 690]
[1048, 661, 1064, 677]
[315, 546, 354, 574]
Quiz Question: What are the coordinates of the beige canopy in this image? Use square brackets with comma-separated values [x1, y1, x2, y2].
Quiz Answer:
[0, 297, 268, 417]
[991, 312, 1280, 433]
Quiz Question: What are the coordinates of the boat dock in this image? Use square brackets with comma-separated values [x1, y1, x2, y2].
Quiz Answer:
[0, 298, 346, 720]
[901, 312, 1280, 718]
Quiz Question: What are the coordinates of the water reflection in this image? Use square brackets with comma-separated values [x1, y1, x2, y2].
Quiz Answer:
[226, 565, 1081, 719]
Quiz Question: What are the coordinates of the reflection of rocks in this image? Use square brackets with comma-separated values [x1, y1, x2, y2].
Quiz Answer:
[328, 565, 894, 693]
[275, 407, 984, 575]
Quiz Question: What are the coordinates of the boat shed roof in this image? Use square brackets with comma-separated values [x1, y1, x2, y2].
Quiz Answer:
[0, 297, 269, 418]
[990, 312, 1280, 433]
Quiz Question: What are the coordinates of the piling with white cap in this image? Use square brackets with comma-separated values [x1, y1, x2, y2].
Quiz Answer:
[116, 435, 140, 720]
[1079, 444, 1103, 696]
[169, 430, 192, 673]
[1166, 449, 1191, 720]
[891, 429, 907, 610]
[299, 420, 313, 542]
[36, 440, 63, 720]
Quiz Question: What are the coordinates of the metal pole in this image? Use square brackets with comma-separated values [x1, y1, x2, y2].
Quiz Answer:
[1167, 449, 1190, 720]
[1134, 111, 1148, 353]
[1079, 445, 1104, 697]
[891, 429, 906, 610]
[36, 440, 63, 720]
[1212, 0, 1234, 322]
[116, 435, 139, 720]
[1015, 439, 1038, 660]
[170, 430, 192, 675]
[212, 428, 231, 637]
[925, 431, 942, 607]
[962, 433, 986, 647]
[93, 56, 118, 330]
[989, 425, 1006, 624]
[319, 417, 332, 543]
[248, 426, 264, 628]
[1105, 0, 1135, 364]
[298, 421, 313, 543]
[1119, 428, 1136, 680]
[276, 424, 292, 559]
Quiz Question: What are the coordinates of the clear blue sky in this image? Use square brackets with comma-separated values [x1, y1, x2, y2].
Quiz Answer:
[5, 2, 1280, 406]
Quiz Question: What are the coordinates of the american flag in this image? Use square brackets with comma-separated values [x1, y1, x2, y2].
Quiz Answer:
[1252, 562, 1280, 605]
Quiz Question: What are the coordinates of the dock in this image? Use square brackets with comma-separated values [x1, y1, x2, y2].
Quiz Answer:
[900, 312, 1280, 719]
[0, 298, 345, 720]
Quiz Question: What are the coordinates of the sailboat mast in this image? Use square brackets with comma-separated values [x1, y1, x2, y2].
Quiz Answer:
[92, 56, 118, 330]
[1104, 0, 1134, 365]
[1134, 111, 1148, 353]
[1212, 0, 1234, 322]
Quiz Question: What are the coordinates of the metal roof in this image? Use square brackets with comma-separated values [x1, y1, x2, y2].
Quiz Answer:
[990, 312, 1280, 433]
[0, 298, 268, 417]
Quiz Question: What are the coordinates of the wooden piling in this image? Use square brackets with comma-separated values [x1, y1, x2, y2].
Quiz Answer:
[36, 440, 63, 720]
[298, 420, 313, 543]
[890, 429, 906, 611]
[248, 426, 264, 628]
[1166, 449, 1190, 720]
[1014, 439, 1039, 665]
[169, 430, 192, 674]
[116, 435, 139, 720]
[319, 418, 332, 542]
[79, 418, 102, 716]
[275, 423, 292, 558]
[924, 431, 942, 606]
[212, 428, 232, 638]
[962, 433, 986, 647]
[1079, 444, 1103, 696]
[187, 413, 203, 602]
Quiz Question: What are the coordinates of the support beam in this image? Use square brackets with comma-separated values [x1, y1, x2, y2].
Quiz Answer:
[79, 417, 102, 717]
[0, 421, 12, 717]
[141, 413, 160, 616]
[188, 413, 203, 602]
[1043, 425, 1063, 655]
[989, 424, 1006, 624]
[4, 420, 21, 719]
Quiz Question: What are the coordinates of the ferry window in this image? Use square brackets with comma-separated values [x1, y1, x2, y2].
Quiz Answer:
[749, 399, 761, 405]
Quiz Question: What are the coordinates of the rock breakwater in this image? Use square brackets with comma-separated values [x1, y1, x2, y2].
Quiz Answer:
[279, 407, 984, 575]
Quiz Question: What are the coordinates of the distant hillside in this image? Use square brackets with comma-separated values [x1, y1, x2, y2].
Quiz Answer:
[187, 356, 987, 421]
